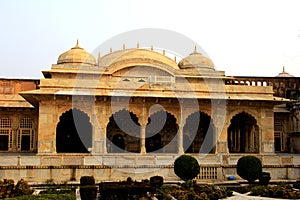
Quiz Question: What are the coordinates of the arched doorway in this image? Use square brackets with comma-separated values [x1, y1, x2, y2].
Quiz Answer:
[106, 109, 140, 153]
[228, 112, 259, 153]
[56, 109, 92, 153]
[183, 112, 215, 153]
[146, 110, 178, 153]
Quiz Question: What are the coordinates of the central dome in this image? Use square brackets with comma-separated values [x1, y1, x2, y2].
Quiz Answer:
[99, 48, 179, 74]
[178, 48, 214, 70]
[57, 40, 96, 66]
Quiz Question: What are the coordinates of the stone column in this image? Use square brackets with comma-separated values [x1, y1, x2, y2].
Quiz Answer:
[11, 115, 19, 152]
[37, 101, 58, 154]
[140, 124, 146, 154]
[101, 119, 109, 154]
[178, 123, 184, 154]
[140, 103, 148, 154]
[95, 101, 109, 154]
[103, 131, 107, 154]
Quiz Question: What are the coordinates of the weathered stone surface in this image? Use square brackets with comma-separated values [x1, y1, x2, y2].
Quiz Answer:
[0, 156, 18, 166]
[41, 156, 62, 166]
[155, 156, 175, 166]
[20, 156, 41, 166]
[281, 156, 293, 165]
[115, 157, 136, 166]
[262, 156, 280, 165]
[62, 156, 83, 165]
[84, 156, 102, 165]
[136, 156, 155, 165]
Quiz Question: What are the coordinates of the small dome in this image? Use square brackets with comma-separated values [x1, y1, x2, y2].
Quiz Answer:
[178, 48, 214, 70]
[57, 40, 96, 66]
[276, 66, 294, 77]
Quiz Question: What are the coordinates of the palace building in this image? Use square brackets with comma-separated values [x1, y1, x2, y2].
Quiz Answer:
[0, 41, 299, 183]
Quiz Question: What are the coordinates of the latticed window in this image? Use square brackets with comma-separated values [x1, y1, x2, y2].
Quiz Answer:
[18, 117, 35, 151]
[0, 118, 13, 151]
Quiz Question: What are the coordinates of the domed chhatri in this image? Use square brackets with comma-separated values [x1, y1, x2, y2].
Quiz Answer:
[178, 47, 215, 70]
[57, 40, 96, 66]
[276, 66, 294, 77]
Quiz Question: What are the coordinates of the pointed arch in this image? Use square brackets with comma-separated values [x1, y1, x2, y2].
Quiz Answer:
[106, 109, 140, 153]
[56, 108, 92, 153]
[183, 111, 215, 153]
[146, 110, 178, 153]
[227, 112, 259, 153]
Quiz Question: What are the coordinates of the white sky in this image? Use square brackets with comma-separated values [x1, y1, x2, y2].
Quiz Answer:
[0, 0, 300, 78]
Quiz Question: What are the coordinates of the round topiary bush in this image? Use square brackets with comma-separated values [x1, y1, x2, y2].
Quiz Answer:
[174, 155, 200, 181]
[237, 156, 262, 183]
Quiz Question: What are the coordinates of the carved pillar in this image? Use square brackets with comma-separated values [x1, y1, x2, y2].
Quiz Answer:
[101, 118, 109, 154]
[95, 100, 110, 154]
[140, 103, 148, 154]
[178, 123, 184, 154]
[140, 124, 146, 154]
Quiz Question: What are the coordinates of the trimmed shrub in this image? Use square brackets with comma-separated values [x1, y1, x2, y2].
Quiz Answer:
[237, 156, 262, 182]
[293, 180, 300, 189]
[259, 172, 271, 186]
[174, 155, 200, 181]
[250, 184, 300, 199]
[13, 179, 33, 197]
[150, 176, 164, 188]
[126, 177, 133, 182]
[79, 176, 97, 200]
[80, 176, 95, 186]
[167, 184, 231, 200]
[80, 186, 98, 200]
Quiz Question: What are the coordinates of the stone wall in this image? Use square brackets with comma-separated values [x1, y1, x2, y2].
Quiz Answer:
[1, 154, 299, 183]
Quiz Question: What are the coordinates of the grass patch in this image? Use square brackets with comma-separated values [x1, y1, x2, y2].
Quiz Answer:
[5, 194, 76, 200]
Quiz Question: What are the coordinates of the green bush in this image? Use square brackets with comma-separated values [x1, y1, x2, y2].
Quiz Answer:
[259, 172, 271, 186]
[237, 156, 262, 182]
[293, 180, 300, 189]
[193, 185, 229, 200]
[250, 184, 300, 199]
[79, 186, 98, 200]
[150, 176, 164, 188]
[79, 176, 97, 200]
[174, 155, 200, 181]
[13, 179, 33, 197]
[80, 176, 95, 186]
[126, 177, 133, 182]
[9, 194, 76, 200]
[0, 178, 15, 198]
[166, 184, 231, 200]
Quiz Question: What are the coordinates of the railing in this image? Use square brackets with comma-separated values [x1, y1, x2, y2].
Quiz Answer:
[197, 166, 218, 180]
